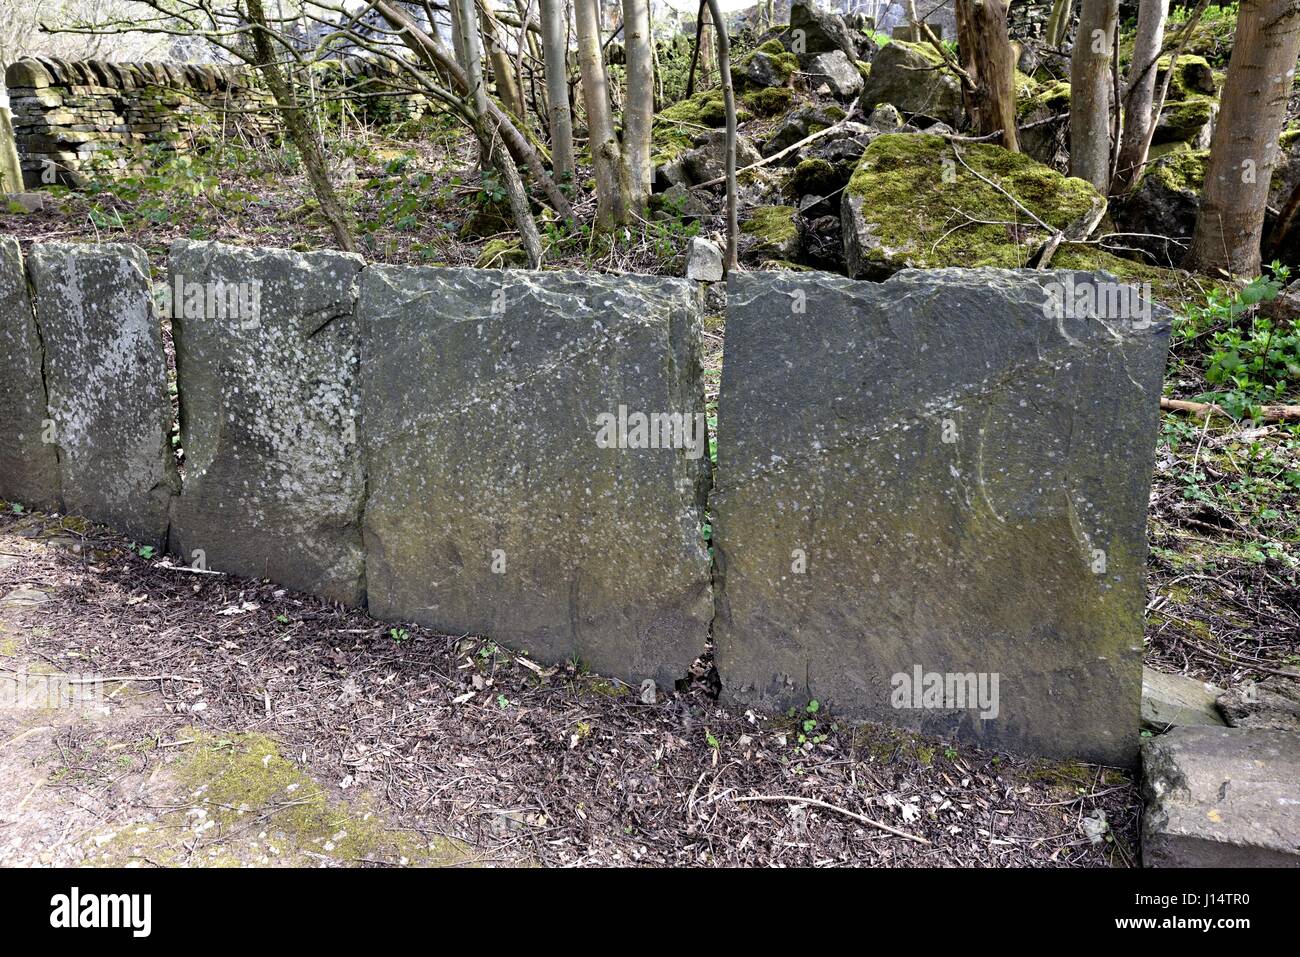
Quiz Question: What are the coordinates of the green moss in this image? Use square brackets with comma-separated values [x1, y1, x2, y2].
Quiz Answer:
[660, 89, 730, 127]
[1158, 96, 1215, 142]
[757, 38, 787, 55]
[741, 204, 799, 249]
[789, 157, 840, 197]
[654, 90, 752, 164]
[476, 239, 528, 268]
[1157, 54, 1215, 98]
[845, 133, 1101, 270]
[731, 48, 799, 88]
[743, 86, 795, 116]
[1049, 246, 1208, 310]
[1149, 146, 1208, 194]
[891, 38, 945, 67]
[1017, 79, 1070, 119]
[855, 60, 871, 80]
[97, 731, 473, 867]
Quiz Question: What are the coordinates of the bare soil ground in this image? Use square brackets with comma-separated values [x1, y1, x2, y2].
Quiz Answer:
[0, 509, 1139, 867]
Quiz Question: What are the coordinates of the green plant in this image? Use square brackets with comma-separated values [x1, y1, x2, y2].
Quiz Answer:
[390, 627, 409, 643]
[1176, 264, 1296, 420]
[136, 545, 156, 560]
[9, 503, 23, 515]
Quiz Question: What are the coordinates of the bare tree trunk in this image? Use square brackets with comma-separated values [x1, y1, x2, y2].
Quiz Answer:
[574, 0, 626, 227]
[622, 0, 653, 216]
[704, 0, 737, 269]
[955, 0, 1020, 151]
[1111, 0, 1167, 193]
[456, 0, 543, 266]
[1045, 0, 1073, 47]
[246, 0, 357, 252]
[373, 0, 574, 221]
[1069, 0, 1118, 191]
[483, 9, 525, 118]
[539, 0, 575, 181]
[1186, 0, 1300, 276]
[685, 0, 706, 96]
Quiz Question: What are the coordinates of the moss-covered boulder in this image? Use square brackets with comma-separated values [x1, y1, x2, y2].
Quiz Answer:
[841, 133, 1103, 279]
[733, 43, 799, 89]
[742, 86, 795, 117]
[653, 91, 754, 184]
[1112, 146, 1206, 267]
[857, 40, 962, 127]
[1151, 55, 1219, 148]
[740, 204, 800, 261]
[788, 157, 842, 202]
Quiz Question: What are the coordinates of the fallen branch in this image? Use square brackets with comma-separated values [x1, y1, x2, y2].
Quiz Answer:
[731, 794, 930, 843]
[67, 674, 203, 685]
[1034, 195, 1108, 268]
[1160, 397, 1300, 424]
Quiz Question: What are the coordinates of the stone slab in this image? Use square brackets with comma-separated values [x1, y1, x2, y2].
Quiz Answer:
[1142, 725, 1300, 867]
[1217, 677, 1300, 732]
[168, 241, 366, 605]
[1142, 667, 1226, 732]
[359, 266, 713, 687]
[713, 268, 1171, 765]
[0, 237, 61, 510]
[26, 242, 177, 546]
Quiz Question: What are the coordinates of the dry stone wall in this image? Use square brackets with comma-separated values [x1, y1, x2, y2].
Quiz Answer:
[3, 57, 424, 188]
[0, 239, 1171, 764]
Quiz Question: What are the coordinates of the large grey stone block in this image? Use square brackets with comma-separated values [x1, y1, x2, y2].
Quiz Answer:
[0, 237, 61, 510]
[713, 269, 1170, 765]
[26, 242, 177, 545]
[1143, 725, 1300, 867]
[359, 266, 713, 687]
[168, 241, 366, 605]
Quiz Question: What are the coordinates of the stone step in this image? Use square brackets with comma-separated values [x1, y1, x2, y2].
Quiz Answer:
[1142, 725, 1300, 867]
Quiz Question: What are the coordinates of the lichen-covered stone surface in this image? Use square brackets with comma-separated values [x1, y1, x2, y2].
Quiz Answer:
[359, 266, 713, 687]
[0, 237, 60, 510]
[713, 269, 1170, 765]
[168, 241, 366, 605]
[26, 242, 177, 546]
[1142, 726, 1300, 867]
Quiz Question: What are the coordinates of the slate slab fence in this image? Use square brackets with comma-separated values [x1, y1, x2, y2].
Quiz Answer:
[0, 238, 1170, 763]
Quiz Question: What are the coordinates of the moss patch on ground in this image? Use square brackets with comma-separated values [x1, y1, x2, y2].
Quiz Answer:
[94, 731, 474, 867]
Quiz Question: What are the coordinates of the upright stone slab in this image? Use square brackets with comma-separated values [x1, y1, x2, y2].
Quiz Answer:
[359, 266, 712, 686]
[168, 241, 366, 605]
[713, 269, 1170, 765]
[27, 243, 177, 546]
[0, 238, 61, 510]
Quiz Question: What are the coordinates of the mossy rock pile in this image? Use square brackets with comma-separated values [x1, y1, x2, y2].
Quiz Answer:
[842, 132, 1103, 278]
[654, 89, 753, 165]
